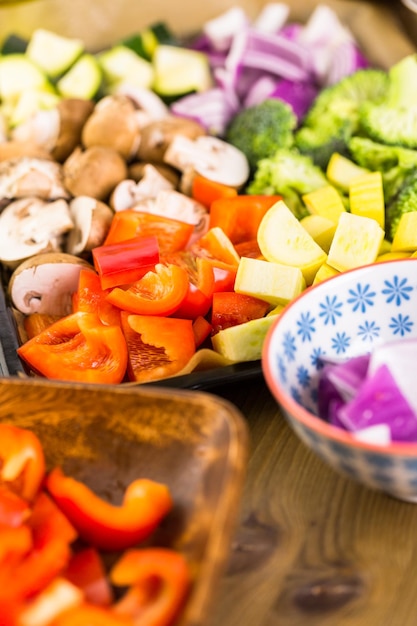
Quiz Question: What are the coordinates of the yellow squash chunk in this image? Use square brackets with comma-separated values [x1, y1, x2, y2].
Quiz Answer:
[326, 152, 369, 193]
[391, 211, 417, 252]
[327, 212, 385, 272]
[302, 185, 346, 223]
[312, 262, 341, 285]
[211, 315, 279, 362]
[267, 303, 286, 317]
[379, 239, 392, 255]
[375, 251, 411, 262]
[299, 214, 337, 253]
[257, 200, 327, 285]
[234, 257, 305, 306]
[349, 171, 385, 228]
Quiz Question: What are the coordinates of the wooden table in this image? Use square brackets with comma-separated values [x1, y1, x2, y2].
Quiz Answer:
[204, 375, 417, 626]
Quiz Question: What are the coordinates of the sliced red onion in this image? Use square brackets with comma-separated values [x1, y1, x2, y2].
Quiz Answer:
[243, 75, 278, 108]
[267, 78, 319, 121]
[170, 87, 239, 136]
[337, 364, 417, 443]
[252, 3, 290, 35]
[325, 41, 370, 86]
[202, 6, 250, 52]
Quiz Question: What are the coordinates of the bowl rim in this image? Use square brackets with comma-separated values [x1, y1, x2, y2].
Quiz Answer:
[262, 257, 417, 456]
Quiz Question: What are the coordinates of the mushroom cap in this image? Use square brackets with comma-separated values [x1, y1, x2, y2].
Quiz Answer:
[0, 197, 74, 269]
[82, 95, 141, 161]
[136, 115, 206, 163]
[9, 252, 93, 316]
[52, 98, 95, 162]
[63, 146, 128, 201]
[0, 157, 71, 200]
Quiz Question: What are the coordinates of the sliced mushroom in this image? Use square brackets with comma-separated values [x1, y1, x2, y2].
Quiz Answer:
[82, 95, 142, 161]
[8, 252, 93, 316]
[110, 164, 175, 211]
[136, 115, 206, 163]
[65, 196, 114, 255]
[63, 146, 128, 201]
[0, 157, 71, 200]
[0, 197, 74, 269]
[163, 135, 250, 188]
[11, 99, 95, 162]
[128, 161, 180, 187]
[115, 84, 169, 121]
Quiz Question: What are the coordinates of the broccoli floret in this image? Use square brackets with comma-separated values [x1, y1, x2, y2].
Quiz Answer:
[294, 68, 389, 169]
[246, 147, 328, 219]
[225, 99, 297, 171]
[348, 136, 417, 203]
[360, 55, 417, 148]
[386, 168, 417, 240]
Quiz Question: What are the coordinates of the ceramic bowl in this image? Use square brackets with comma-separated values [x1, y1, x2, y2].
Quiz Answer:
[262, 258, 417, 503]
[0, 376, 249, 625]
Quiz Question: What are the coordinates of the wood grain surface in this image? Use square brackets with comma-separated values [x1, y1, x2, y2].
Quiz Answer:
[207, 378, 417, 626]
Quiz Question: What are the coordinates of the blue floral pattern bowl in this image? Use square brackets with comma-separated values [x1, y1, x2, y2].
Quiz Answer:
[262, 258, 417, 502]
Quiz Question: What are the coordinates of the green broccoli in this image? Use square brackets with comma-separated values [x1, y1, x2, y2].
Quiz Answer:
[294, 68, 389, 169]
[348, 136, 417, 203]
[360, 54, 417, 148]
[246, 147, 328, 220]
[225, 99, 297, 171]
[386, 168, 417, 240]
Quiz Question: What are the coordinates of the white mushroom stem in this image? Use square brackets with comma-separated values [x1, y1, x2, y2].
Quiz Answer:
[0, 157, 70, 200]
[163, 134, 250, 188]
[0, 197, 74, 269]
[110, 165, 174, 211]
[66, 196, 114, 255]
[11, 108, 61, 153]
[9, 253, 93, 316]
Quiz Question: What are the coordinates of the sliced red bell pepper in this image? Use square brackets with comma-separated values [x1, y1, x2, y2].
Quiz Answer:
[104, 210, 194, 254]
[0, 424, 45, 502]
[24, 313, 63, 340]
[0, 486, 31, 528]
[64, 548, 113, 607]
[234, 238, 262, 259]
[0, 524, 32, 565]
[160, 252, 215, 320]
[46, 468, 173, 551]
[74, 269, 121, 326]
[194, 227, 240, 267]
[93, 235, 160, 290]
[18, 577, 84, 626]
[120, 313, 196, 383]
[211, 292, 270, 334]
[110, 548, 190, 626]
[106, 264, 189, 317]
[191, 173, 238, 208]
[209, 195, 281, 244]
[17, 312, 128, 385]
[192, 316, 213, 348]
[48, 604, 133, 626]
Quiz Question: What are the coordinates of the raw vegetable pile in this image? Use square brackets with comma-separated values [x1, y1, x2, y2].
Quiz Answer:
[2, 3, 417, 385]
[318, 338, 417, 445]
[0, 422, 189, 625]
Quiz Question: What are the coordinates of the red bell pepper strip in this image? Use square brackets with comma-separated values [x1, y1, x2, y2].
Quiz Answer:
[45, 468, 173, 551]
[74, 269, 121, 326]
[106, 264, 189, 317]
[120, 313, 196, 383]
[64, 548, 114, 607]
[192, 316, 213, 348]
[104, 210, 194, 254]
[234, 238, 262, 259]
[211, 292, 270, 334]
[49, 604, 133, 626]
[0, 486, 31, 528]
[0, 524, 32, 566]
[93, 236, 160, 290]
[160, 252, 215, 320]
[209, 195, 282, 244]
[191, 173, 238, 208]
[0, 424, 45, 502]
[17, 312, 128, 385]
[110, 548, 190, 626]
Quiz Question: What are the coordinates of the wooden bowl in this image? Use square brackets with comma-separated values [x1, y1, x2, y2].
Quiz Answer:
[0, 376, 249, 625]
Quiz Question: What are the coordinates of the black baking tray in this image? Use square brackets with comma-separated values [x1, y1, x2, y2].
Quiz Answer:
[0, 278, 263, 390]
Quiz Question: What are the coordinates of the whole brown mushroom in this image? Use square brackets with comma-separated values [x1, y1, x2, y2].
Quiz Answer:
[63, 146, 128, 201]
